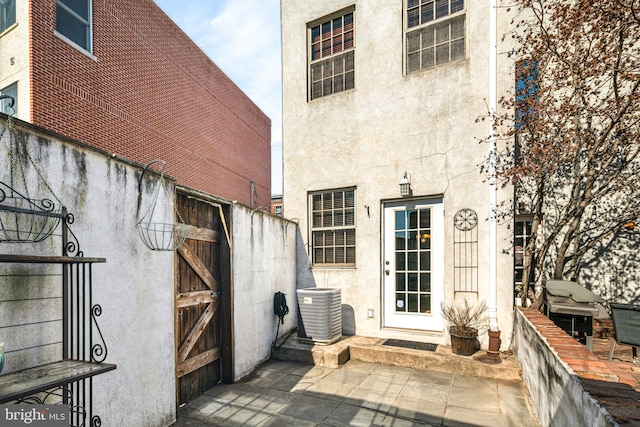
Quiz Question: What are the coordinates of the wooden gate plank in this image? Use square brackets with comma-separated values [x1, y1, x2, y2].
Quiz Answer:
[185, 225, 220, 243]
[176, 291, 217, 308]
[177, 243, 218, 291]
[177, 347, 221, 378]
[177, 303, 218, 362]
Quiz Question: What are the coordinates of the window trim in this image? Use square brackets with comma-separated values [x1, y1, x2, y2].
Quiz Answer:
[514, 215, 534, 292]
[0, 81, 17, 116]
[403, 0, 466, 75]
[307, 7, 356, 101]
[0, 0, 16, 35]
[55, 0, 93, 55]
[308, 187, 357, 267]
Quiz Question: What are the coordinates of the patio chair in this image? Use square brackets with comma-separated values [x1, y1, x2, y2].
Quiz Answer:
[608, 302, 640, 365]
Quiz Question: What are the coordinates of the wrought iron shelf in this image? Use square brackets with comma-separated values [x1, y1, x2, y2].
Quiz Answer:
[0, 360, 117, 404]
[0, 254, 106, 264]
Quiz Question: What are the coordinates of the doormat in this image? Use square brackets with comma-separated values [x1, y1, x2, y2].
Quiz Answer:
[382, 339, 437, 352]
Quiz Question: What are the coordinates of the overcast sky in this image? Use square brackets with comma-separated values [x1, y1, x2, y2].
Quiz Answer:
[154, 0, 283, 195]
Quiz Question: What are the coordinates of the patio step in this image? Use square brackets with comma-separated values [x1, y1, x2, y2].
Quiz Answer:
[271, 333, 522, 381]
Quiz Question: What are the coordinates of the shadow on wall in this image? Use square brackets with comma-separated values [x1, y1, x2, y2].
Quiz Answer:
[342, 304, 356, 336]
[293, 227, 357, 336]
[580, 229, 640, 305]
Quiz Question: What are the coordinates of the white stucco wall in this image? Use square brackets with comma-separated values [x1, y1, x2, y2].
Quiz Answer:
[0, 118, 176, 426]
[513, 309, 616, 427]
[231, 205, 297, 380]
[282, 0, 515, 347]
[0, 0, 31, 121]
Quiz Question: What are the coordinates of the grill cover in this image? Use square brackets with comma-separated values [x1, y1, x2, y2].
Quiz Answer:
[546, 280, 603, 316]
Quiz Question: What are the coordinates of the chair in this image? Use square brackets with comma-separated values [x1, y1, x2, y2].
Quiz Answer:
[608, 303, 640, 365]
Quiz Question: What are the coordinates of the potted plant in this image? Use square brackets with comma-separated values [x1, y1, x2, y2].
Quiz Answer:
[441, 299, 488, 356]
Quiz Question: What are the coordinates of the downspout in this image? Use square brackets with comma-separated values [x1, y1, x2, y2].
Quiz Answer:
[488, 0, 499, 332]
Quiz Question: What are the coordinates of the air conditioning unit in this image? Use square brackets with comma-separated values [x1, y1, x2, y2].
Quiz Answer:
[296, 288, 342, 344]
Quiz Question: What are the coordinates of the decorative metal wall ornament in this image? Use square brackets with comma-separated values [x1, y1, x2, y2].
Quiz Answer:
[136, 160, 189, 251]
[0, 100, 66, 243]
[453, 208, 479, 293]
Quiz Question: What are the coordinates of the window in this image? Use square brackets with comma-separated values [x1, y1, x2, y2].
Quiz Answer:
[0, 82, 16, 115]
[310, 188, 356, 265]
[515, 61, 539, 130]
[274, 205, 282, 216]
[514, 217, 533, 292]
[308, 10, 355, 100]
[405, 0, 465, 73]
[56, 0, 91, 52]
[0, 0, 15, 33]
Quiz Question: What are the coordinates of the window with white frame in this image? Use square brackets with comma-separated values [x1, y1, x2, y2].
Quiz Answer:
[405, 0, 465, 73]
[56, 0, 91, 52]
[308, 10, 355, 100]
[0, 82, 17, 115]
[514, 216, 533, 292]
[0, 0, 15, 33]
[310, 188, 356, 266]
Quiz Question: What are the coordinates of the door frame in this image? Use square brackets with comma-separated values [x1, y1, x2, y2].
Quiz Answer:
[381, 197, 445, 332]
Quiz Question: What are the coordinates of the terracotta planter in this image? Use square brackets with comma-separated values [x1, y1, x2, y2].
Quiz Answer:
[450, 327, 478, 356]
[487, 330, 501, 356]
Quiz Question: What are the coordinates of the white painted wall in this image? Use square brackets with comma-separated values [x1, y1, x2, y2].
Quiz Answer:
[0, 117, 176, 426]
[282, 0, 515, 346]
[0, 0, 31, 121]
[231, 204, 297, 380]
[513, 309, 616, 427]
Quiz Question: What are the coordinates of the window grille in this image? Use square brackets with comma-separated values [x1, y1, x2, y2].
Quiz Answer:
[310, 188, 356, 265]
[308, 11, 355, 100]
[405, 0, 465, 73]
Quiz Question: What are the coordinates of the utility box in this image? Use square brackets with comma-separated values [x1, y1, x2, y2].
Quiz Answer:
[297, 288, 342, 344]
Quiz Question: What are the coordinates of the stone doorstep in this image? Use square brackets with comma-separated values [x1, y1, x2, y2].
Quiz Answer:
[271, 334, 522, 381]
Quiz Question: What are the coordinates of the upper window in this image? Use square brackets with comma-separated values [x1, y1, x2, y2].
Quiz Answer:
[0, 0, 15, 33]
[0, 82, 17, 115]
[310, 188, 356, 266]
[56, 0, 91, 52]
[405, 0, 465, 74]
[515, 61, 539, 130]
[308, 10, 355, 100]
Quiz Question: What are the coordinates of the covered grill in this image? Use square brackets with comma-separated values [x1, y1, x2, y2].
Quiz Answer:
[545, 280, 604, 351]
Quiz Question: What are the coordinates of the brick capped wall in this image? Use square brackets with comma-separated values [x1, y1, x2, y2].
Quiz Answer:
[28, 0, 271, 205]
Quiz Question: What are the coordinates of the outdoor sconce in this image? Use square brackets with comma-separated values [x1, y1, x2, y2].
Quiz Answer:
[399, 172, 412, 197]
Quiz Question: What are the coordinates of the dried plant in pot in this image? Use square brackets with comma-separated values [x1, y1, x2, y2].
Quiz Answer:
[441, 299, 488, 356]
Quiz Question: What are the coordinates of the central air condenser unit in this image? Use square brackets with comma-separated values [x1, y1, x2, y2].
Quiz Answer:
[296, 288, 342, 344]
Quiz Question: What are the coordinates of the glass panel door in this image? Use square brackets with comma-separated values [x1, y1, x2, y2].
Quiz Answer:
[383, 199, 444, 331]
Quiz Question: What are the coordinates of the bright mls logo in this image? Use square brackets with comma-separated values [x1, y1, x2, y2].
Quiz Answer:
[1, 405, 67, 426]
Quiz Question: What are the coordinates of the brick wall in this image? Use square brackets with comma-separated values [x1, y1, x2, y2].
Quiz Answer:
[28, 0, 270, 205]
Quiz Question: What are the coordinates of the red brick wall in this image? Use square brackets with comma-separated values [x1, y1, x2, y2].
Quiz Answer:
[28, 0, 271, 205]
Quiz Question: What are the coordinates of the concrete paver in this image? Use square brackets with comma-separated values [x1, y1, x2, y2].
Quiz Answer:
[173, 359, 539, 427]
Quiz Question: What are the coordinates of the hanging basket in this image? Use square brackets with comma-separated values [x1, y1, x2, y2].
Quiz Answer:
[136, 221, 189, 251]
[0, 191, 63, 243]
[0, 111, 65, 243]
[136, 160, 188, 251]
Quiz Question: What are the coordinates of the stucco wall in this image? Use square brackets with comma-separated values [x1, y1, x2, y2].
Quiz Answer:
[0, 117, 176, 426]
[0, 0, 30, 121]
[282, 0, 515, 346]
[513, 308, 616, 427]
[231, 205, 297, 381]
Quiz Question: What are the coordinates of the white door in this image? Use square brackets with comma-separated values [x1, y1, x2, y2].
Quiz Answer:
[383, 199, 444, 331]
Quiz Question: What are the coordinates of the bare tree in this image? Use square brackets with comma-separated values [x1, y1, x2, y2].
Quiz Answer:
[488, 0, 640, 309]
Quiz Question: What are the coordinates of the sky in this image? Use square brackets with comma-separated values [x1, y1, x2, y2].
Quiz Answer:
[154, 0, 283, 195]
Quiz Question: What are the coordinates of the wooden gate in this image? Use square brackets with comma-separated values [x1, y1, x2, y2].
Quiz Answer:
[175, 192, 224, 405]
